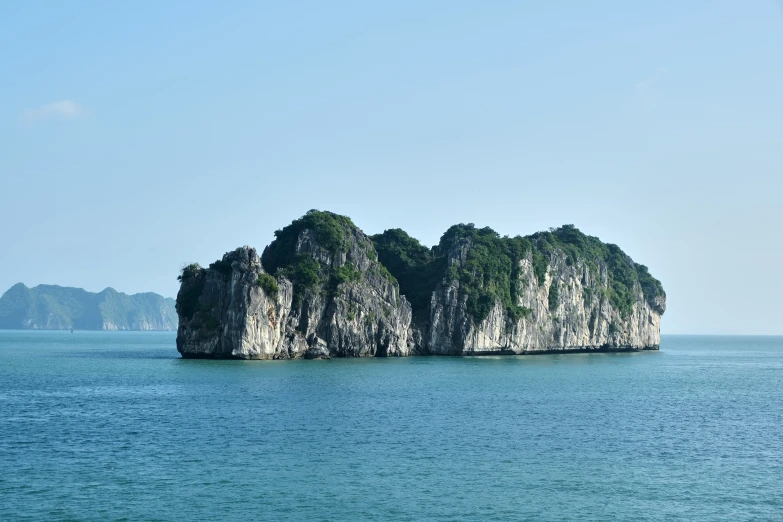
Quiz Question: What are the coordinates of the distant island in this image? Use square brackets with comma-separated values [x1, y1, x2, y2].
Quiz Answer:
[176, 210, 666, 359]
[0, 284, 177, 331]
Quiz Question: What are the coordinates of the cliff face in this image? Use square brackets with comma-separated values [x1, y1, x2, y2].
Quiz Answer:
[176, 212, 665, 359]
[175, 247, 294, 358]
[0, 283, 177, 331]
[424, 239, 664, 355]
[176, 212, 411, 359]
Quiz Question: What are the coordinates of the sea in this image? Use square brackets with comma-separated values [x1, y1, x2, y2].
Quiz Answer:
[1, 331, 781, 521]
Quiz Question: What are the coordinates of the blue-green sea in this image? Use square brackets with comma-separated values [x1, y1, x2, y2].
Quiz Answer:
[1, 332, 781, 521]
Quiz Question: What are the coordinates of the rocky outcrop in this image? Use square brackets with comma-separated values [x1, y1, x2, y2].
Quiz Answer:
[176, 212, 665, 359]
[175, 247, 294, 358]
[424, 241, 662, 355]
[176, 213, 411, 359]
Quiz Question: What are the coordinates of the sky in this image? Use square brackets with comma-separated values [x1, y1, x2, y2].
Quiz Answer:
[0, 1, 781, 334]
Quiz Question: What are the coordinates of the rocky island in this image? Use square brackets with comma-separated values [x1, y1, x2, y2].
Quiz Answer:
[0, 284, 177, 330]
[176, 211, 665, 359]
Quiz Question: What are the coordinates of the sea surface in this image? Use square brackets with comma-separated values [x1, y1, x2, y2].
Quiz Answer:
[1, 332, 781, 521]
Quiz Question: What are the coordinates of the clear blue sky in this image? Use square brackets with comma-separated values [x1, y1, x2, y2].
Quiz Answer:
[1, 1, 781, 334]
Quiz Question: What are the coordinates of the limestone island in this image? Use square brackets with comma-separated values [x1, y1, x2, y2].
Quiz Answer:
[0, 283, 176, 331]
[176, 211, 665, 359]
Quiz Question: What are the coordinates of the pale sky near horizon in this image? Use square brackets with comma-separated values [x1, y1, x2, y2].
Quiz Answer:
[1, 1, 781, 335]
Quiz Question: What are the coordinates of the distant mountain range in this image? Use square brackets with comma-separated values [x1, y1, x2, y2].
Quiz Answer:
[0, 283, 177, 331]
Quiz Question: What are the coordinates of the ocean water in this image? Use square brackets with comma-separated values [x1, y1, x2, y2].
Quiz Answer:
[1, 332, 781, 521]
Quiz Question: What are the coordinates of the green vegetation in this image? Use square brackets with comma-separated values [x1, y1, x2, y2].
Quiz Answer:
[177, 263, 203, 282]
[582, 287, 594, 303]
[374, 222, 664, 324]
[261, 210, 356, 275]
[530, 225, 608, 269]
[290, 255, 322, 287]
[371, 229, 445, 321]
[530, 225, 665, 318]
[604, 244, 638, 319]
[377, 264, 397, 284]
[374, 225, 533, 324]
[532, 248, 549, 286]
[330, 263, 361, 294]
[208, 259, 233, 277]
[181, 210, 664, 330]
[438, 224, 534, 324]
[548, 282, 559, 312]
[257, 273, 279, 298]
[259, 211, 366, 309]
[281, 255, 326, 308]
[635, 263, 665, 304]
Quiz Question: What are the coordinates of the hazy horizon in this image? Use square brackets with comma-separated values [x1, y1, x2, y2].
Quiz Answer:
[1, 2, 781, 335]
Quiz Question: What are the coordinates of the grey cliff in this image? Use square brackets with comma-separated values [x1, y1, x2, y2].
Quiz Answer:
[176, 212, 665, 359]
[176, 226, 411, 359]
[425, 239, 663, 355]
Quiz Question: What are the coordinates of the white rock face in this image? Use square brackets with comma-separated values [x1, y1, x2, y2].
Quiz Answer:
[175, 247, 291, 359]
[424, 246, 663, 355]
[176, 238, 412, 359]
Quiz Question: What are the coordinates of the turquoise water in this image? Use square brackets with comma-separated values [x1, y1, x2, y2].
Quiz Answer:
[1, 332, 782, 521]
